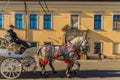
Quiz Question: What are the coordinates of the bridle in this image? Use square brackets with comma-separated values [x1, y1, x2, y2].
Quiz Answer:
[68, 38, 86, 53]
[75, 38, 86, 51]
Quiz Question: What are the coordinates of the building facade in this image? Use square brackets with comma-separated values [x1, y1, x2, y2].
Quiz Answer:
[0, 1, 120, 59]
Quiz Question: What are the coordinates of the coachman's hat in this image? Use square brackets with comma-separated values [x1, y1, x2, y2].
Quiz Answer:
[9, 25, 15, 28]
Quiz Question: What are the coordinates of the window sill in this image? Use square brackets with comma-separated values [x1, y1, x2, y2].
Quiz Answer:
[43, 28, 53, 30]
[113, 53, 120, 55]
[94, 29, 104, 31]
[113, 28, 120, 30]
[15, 28, 26, 30]
[15, 28, 41, 31]
[0, 28, 6, 30]
[29, 28, 40, 30]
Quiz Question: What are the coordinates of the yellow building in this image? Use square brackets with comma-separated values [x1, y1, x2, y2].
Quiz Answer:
[0, 0, 120, 59]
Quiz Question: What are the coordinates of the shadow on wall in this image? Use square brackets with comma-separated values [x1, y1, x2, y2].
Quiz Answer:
[80, 12, 93, 18]
[27, 30, 33, 41]
[48, 37, 60, 44]
[88, 30, 113, 42]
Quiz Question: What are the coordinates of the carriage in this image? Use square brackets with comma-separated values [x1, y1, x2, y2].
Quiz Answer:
[0, 32, 90, 79]
[0, 36, 36, 79]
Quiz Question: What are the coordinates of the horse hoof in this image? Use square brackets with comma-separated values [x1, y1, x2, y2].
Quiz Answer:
[67, 75, 71, 78]
[40, 72, 42, 76]
[67, 74, 71, 78]
[70, 71, 73, 73]
[74, 70, 79, 74]
[45, 74, 49, 78]
[53, 71, 57, 74]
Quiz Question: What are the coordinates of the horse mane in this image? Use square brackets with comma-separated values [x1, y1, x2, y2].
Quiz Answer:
[70, 37, 84, 46]
[70, 37, 83, 44]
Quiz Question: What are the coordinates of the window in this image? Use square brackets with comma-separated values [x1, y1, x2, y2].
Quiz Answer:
[44, 42, 52, 45]
[94, 15, 102, 30]
[31, 42, 37, 47]
[29, 13, 37, 29]
[44, 14, 51, 29]
[71, 14, 79, 29]
[15, 13, 23, 29]
[94, 42, 101, 54]
[113, 15, 120, 30]
[0, 40, 1, 47]
[113, 43, 120, 54]
[0, 13, 3, 29]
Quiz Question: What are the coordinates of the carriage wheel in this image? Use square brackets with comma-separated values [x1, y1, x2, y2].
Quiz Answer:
[0, 58, 22, 79]
[22, 56, 36, 72]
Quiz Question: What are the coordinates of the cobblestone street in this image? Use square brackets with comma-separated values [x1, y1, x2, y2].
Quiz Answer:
[0, 60, 120, 80]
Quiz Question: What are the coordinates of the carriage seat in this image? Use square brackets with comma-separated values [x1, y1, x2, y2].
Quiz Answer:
[7, 42, 25, 51]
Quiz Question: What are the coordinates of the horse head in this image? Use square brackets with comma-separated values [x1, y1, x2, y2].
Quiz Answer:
[70, 36, 90, 54]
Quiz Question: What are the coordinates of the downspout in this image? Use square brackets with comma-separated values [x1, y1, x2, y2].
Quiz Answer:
[24, 1, 28, 41]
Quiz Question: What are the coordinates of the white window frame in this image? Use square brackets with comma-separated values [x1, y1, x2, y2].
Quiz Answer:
[112, 42, 120, 54]
[112, 13, 120, 30]
[14, 12, 24, 29]
[0, 12, 4, 29]
[43, 12, 52, 29]
[94, 42, 103, 54]
[31, 42, 38, 47]
[29, 12, 39, 29]
[44, 42, 52, 45]
[70, 13, 80, 29]
[93, 13, 103, 30]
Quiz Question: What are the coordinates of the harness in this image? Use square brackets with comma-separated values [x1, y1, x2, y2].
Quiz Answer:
[55, 41, 82, 60]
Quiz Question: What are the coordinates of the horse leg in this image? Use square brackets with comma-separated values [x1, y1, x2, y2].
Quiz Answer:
[32, 54, 39, 72]
[66, 63, 73, 78]
[41, 65, 47, 77]
[69, 62, 74, 73]
[49, 60, 56, 74]
[74, 60, 80, 74]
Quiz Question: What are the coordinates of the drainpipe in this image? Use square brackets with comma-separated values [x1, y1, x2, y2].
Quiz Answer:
[24, 0, 28, 41]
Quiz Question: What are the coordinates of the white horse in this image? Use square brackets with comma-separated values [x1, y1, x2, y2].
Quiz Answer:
[37, 36, 90, 78]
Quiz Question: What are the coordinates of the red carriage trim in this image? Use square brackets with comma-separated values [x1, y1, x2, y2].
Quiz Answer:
[64, 60, 70, 64]
[41, 60, 48, 65]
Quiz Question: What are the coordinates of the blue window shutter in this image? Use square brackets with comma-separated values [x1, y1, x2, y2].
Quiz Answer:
[94, 15, 101, 30]
[48, 20, 51, 29]
[30, 14, 32, 29]
[15, 14, 23, 29]
[94, 20, 98, 29]
[44, 15, 46, 29]
[0, 13, 3, 28]
[29, 14, 37, 29]
[44, 19, 47, 29]
[44, 14, 51, 29]
[98, 21, 101, 28]
[20, 20, 22, 28]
